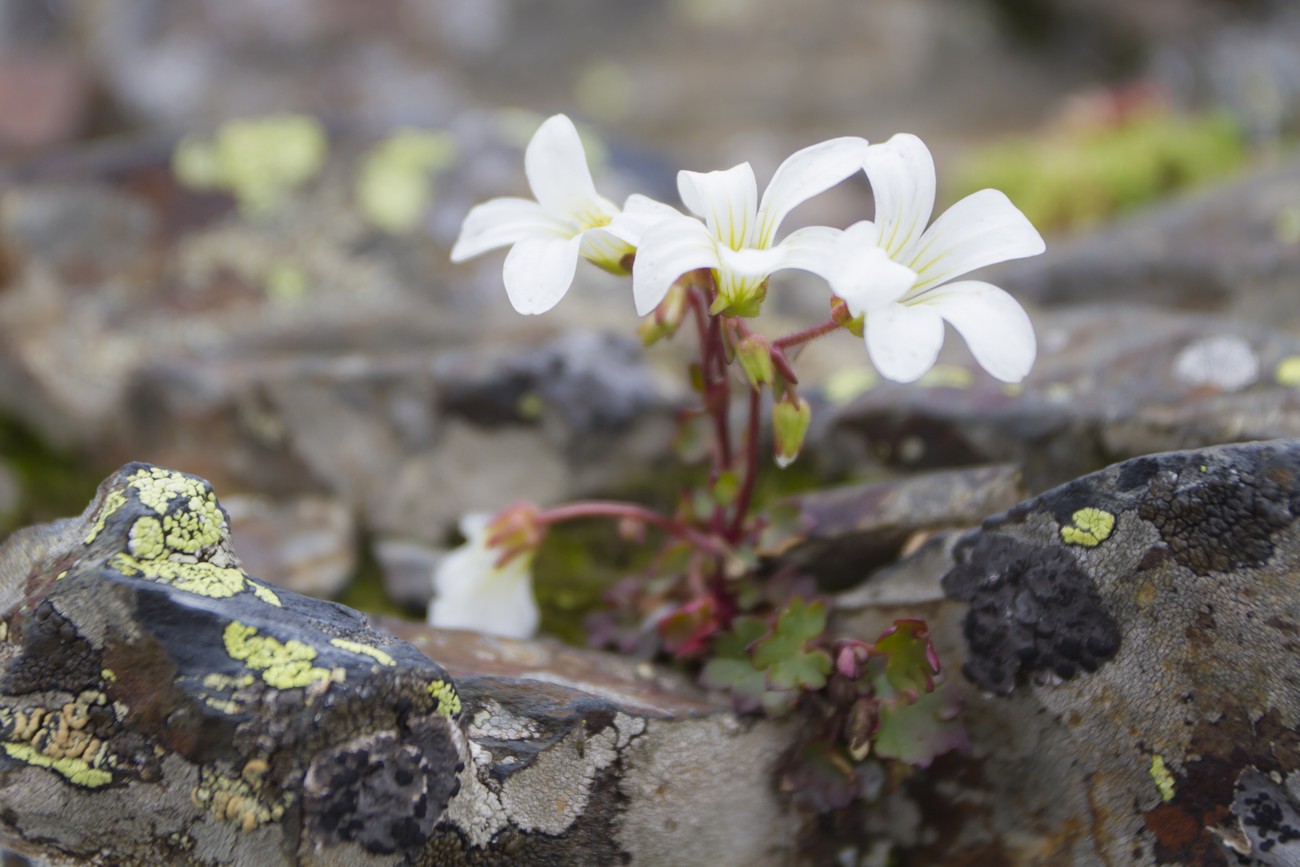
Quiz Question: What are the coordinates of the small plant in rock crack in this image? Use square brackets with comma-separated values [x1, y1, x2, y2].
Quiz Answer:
[439, 113, 1044, 798]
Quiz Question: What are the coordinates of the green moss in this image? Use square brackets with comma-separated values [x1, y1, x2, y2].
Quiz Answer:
[953, 111, 1247, 232]
[0, 415, 102, 538]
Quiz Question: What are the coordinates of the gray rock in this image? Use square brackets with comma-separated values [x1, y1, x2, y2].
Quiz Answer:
[223, 493, 355, 598]
[0, 463, 805, 865]
[823, 306, 1300, 491]
[837, 438, 1300, 866]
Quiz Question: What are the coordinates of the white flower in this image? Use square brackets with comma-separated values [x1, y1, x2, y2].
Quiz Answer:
[632, 136, 871, 317]
[451, 114, 677, 315]
[827, 133, 1045, 383]
[428, 513, 539, 639]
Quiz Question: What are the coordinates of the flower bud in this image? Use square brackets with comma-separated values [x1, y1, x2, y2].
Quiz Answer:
[637, 282, 688, 346]
[773, 395, 812, 468]
[735, 334, 776, 389]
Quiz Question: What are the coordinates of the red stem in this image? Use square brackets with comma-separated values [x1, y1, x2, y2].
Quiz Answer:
[727, 384, 763, 542]
[773, 316, 842, 350]
[538, 501, 730, 559]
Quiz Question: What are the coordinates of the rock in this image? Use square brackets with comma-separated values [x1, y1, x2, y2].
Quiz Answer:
[373, 538, 440, 610]
[822, 306, 1300, 491]
[0, 130, 683, 546]
[0, 463, 463, 864]
[836, 438, 1300, 866]
[0, 463, 805, 864]
[997, 155, 1300, 330]
[766, 463, 1027, 591]
[223, 493, 355, 598]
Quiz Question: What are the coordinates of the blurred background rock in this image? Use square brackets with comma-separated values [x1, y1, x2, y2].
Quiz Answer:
[0, 0, 1297, 628]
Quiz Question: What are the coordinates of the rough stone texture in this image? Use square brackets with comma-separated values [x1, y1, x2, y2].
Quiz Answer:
[837, 439, 1300, 866]
[0, 464, 802, 865]
[0, 131, 683, 552]
[766, 463, 1027, 591]
[822, 306, 1300, 491]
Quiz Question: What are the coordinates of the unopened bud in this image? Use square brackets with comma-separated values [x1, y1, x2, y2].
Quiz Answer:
[735, 334, 775, 388]
[773, 395, 812, 468]
[637, 282, 688, 346]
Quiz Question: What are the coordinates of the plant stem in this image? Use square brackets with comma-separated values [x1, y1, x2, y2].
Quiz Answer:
[537, 500, 730, 559]
[773, 316, 842, 350]
[727, 385, 762, 543]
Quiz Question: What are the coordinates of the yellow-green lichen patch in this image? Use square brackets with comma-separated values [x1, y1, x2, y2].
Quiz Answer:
[1060, 507, 1116, 547]
[918, 364, 974, 390]
[111, 553, 246, 599]
[193, 763, 288, 832]
[173, 114, 328, 217]
[101, 668, 116, 683]
[129, 467, 208, 515]
[328, 638, 395, 667]
[248, 582, 282, 607]
[128, 516, 166, 560]
[428, 679, 461, 719]
[85, 489, 128, 545]
[356, 130, 458, 234]
[162, 496, 226, 554]
[1276, 356, 1300, 388]
[1, 691, 118, 788]
[1150, 754, 1176, 802]
[2, 742, 112, 787]
[223, 622, 332, 690]
[823, 367, 880, 405]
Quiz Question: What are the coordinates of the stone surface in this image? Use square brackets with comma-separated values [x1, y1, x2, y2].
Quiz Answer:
[766, 463, 1027, 591]
[0, 464, 804, 865]
[836, 439, 1300, 866]
[822, 306, 1300, 492]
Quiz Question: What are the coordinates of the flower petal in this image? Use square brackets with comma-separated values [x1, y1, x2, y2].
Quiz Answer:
[922, 280, 1036, 383]
[863, 133, 936, 262]
[864, 301, 945, 383]
[756, 136, 870, 247]
[428, 514, 539, 639]
[632, 216, 721, 315]
[605, 193, 682, 247]
[821, 221, 917, 317]
[451, 197, 568, 261]
[502, 235, 583, 315]
[907, 188, 1046, 292]
[524, 114, 617, 222]
[678, 163, 759, 251]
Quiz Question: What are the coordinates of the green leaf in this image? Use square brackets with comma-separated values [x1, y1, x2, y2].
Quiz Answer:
[701, 617, 779, 714]
[873, 619, 939, 699]
[752, 598, 832, 691]
[873, 682, 970, 768]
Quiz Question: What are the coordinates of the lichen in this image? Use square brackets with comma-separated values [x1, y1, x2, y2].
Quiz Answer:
[428, 679, 461, 719]
[1060, 507, 1116, 547]
[328, 638, 395, 667]
[2, 742, 112, 787]
[111, 552, 246, 599]
[0, 691, 119, 788]
[173, 114, 328, 216]
[84, 489, 128, 545]
[192, 763, 288, 832]
[223, 622, 333, 690]
[1150, 754, 1176, 802]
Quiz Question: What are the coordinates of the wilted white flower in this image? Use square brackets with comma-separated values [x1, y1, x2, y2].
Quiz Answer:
[428, 513, 539, 639]
[632, 136, 871, 317]
[451, 113, 676, 315]
[826, 133, 1045, 383]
